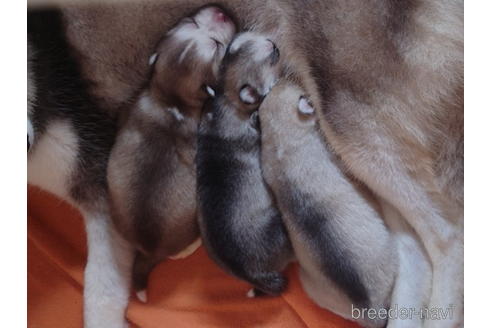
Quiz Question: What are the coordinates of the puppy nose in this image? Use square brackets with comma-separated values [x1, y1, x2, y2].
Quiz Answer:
[213, 8, 229, 23]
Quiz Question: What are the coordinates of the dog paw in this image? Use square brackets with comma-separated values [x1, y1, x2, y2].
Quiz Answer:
[136, 290, 148, 303]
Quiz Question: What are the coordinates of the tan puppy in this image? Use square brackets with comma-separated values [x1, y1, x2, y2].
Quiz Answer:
[259, 82, 396, 328]
[107, 5, 236, 293]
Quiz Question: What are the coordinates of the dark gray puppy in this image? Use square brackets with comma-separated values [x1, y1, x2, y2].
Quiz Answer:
[197, 32, 292, 296]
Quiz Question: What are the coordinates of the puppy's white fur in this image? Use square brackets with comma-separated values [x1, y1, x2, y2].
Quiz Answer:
[229, 32, 273, 62]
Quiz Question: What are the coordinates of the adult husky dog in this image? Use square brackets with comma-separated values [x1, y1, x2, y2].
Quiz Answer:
[28, 1, 463, 327]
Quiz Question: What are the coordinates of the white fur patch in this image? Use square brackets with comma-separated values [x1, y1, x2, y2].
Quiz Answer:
[205, 85, 216, 97]
[239, 86, 258, 104]
[83, 211, 133, 328]
[246, 289, 256, 298]
[172, 27, 216, 62]
[178, 41, 196, 64]
[167, 107, 185, 121]
[136, 290, 148, 303]
[138, 94, 186, 122]
[381, 201, 431, 328]
[298, 97, 315, 115]
[229, 32, 253, 54]
[148, 53, 158, 66]
[27, 118, 34, 147]
[229, 32, 274, 62]
[27, 120, 78, 202]
[137, 94, 176, 124]
[138, 94, 163, 120]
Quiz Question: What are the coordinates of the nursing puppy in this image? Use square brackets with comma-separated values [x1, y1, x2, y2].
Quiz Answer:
[197, 32, 292, 296]
[259, 82, 397, 328]
[28, 5, 235, 328]
[107, 6, 236, 293]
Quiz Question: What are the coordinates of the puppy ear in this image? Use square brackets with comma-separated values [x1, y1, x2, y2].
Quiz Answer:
[148, 53, 158, 66]
[239, 85, 261, 105]
[205, 85, 216, 97]
[298, 96, 315, 115]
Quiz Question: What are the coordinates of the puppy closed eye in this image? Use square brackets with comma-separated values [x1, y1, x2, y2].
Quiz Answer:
[211, 38, 223, 49]
[183, 17, 199, 28]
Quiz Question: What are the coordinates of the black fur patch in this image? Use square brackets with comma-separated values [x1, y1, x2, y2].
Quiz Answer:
[386, 0, 419, 41]
[197, 133, 249, 274]
[280, 185, 369, 306]
[197, 99, 291, 295]
[28, 8, 117, 207]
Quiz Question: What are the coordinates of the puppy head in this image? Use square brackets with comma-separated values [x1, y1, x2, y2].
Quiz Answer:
[219, 32, 281, 113]
[149, 6, 236, 111]
[259, 82, 317, 133]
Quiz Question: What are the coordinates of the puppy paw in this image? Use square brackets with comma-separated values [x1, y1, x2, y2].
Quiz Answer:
[246, 288, 268, 298]
[136, 290, 148, 303]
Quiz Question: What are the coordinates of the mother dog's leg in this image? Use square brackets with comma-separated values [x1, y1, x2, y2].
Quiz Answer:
[82, 210, 134, 328]
[316, 1, 462, 325]
[330, 141, 463, 328]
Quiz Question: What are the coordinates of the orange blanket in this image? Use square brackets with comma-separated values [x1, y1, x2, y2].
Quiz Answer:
[28, 186, 358, 328]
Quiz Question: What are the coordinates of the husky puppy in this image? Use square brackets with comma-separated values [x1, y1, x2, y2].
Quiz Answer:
[258, 82, 396, 328]
[197, 32, 292, 296]
[107, 5, 236, 294]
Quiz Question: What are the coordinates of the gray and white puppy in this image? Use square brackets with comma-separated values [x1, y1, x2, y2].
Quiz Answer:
[107, 6, 236, 293]
[259, 82, 397, 328]
[197, 32, 292, 296]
